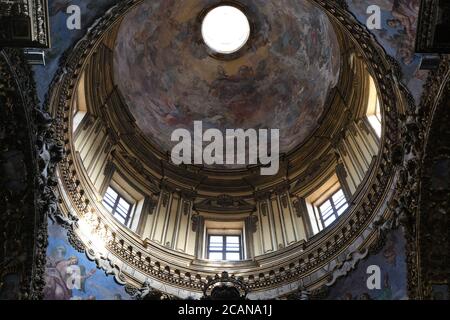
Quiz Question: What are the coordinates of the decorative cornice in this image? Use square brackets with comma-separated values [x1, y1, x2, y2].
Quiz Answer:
[325, 249, 369, 286]
[195, 195, 255, 213]
[201, 272, 249, 300]
[126, 280, 176, 300]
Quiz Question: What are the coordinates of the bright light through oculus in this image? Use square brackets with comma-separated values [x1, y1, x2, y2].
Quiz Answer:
[201, 6, 250, 54]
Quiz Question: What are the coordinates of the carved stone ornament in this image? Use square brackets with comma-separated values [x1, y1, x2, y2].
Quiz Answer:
[326, 249, 369, 286]
[126, 280, 175, 301]
[195, 194, 255, 213]
[416, 0, 450, 53]
[201, 272, 249, 300]
[0, 0, 51, 48]
[0, 48, 62, 299]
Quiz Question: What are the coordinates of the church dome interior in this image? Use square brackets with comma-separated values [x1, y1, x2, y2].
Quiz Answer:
[0, 0, 449, 304]
[112, 0, 341, 157]
[63, 0, 388, 299]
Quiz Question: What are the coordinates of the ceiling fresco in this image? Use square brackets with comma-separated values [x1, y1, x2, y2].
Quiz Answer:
[346, 0, 425, 101]
[113, 0, 341, 158]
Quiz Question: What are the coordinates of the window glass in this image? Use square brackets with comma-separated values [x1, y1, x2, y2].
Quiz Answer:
[207, 235, 242, 261]
[102, 187, 133, 226]
[225, 252, 241, 261]
[209, 252, 224, 260]
[318, 189, 349, 229]
[368, 97, 382, 137]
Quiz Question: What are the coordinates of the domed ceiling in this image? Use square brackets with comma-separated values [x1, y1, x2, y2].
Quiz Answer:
[114, 0, 340, 160]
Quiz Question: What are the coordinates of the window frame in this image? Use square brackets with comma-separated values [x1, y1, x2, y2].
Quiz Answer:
[367, 97, 382, 138]
[316, 189, 348, 229]
[207, 234, 243, 261]
[366, 76, 382, 138]
[102, 186, 134, 226]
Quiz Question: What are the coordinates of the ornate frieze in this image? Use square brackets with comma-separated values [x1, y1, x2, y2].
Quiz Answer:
[195, 195, 255, 213]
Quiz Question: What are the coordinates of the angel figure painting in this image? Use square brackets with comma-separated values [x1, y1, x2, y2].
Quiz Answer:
[44, 221, 131, 300]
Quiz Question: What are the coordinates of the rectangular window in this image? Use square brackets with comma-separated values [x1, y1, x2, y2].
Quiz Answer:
[72, 71, 88, 134]
[367, 98, 382, 137]
[318, 189, 348, 228]
[367, 76, 382, 138]
[207, 235, 242, 261]
[102, 187, 133, 226]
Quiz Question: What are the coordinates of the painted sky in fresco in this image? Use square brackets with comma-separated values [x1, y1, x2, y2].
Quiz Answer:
[347, 0, 427, 101]
[327, 230, 408, 300]
[114, 0, 340, 155]
[35, 0, 426, 104]
[44, 221, 131, 300]
[33, 0, 118, 104]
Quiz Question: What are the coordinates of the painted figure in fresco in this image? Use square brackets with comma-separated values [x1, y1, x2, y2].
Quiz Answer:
[386, 0, 420, 65]
[387, 0, 420, 39]
[359, 293, 373, 300]
[44, 249, 97, 300]
[383, 237, 398, 267]
[377, 274, 393, 300]
[343, 292, 354, 300]
[50, 0, 72, 16]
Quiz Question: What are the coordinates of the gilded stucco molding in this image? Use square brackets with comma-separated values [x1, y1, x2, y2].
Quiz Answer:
[325, 249, 369, 286]
[195, 195, 255, 214]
